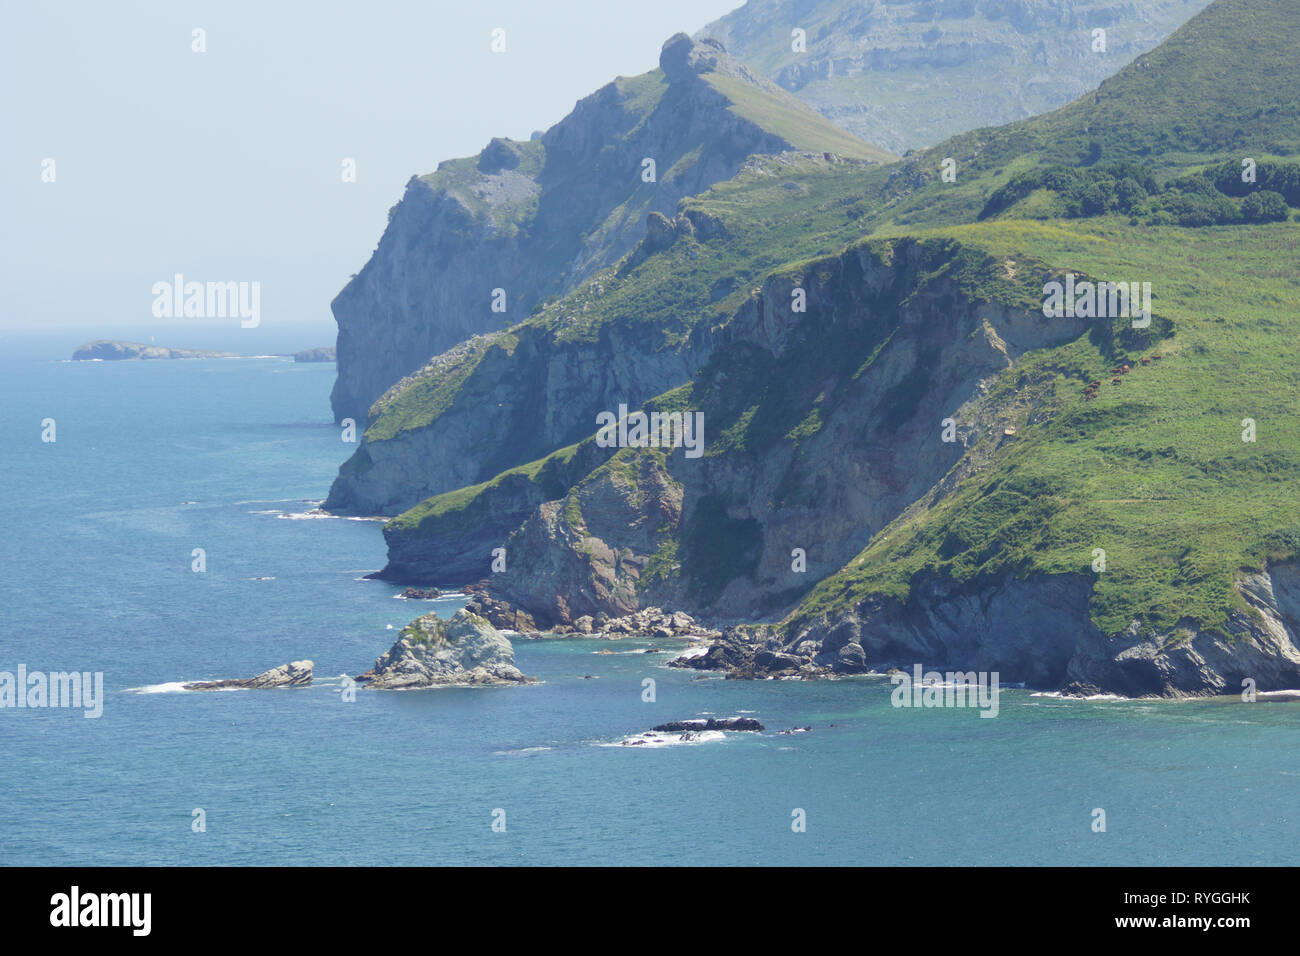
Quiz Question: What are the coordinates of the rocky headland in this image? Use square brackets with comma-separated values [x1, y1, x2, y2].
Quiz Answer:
[73, 340, 239, 361]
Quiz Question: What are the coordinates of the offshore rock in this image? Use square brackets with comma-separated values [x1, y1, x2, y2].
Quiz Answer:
[364, 609, 531, 688]
[184, 660, 314, 691]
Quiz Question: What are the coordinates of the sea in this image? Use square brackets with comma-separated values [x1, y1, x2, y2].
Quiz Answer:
[1, 331, 1296, 866]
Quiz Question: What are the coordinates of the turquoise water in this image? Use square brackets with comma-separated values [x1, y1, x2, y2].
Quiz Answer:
[1, 345, 1297, 866]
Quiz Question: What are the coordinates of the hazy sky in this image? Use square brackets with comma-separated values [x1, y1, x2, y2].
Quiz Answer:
[0, 0, 742, 339]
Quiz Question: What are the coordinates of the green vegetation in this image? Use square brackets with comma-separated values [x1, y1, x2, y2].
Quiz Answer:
[701, 72, 895, 163]
[791, 217, 1300, 638]
[981, 160, 1300, 226]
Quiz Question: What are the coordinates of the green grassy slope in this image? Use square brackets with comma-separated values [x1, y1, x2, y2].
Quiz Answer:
[792, 216, 1300, 637]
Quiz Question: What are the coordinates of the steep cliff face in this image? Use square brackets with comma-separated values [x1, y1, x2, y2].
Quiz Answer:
[697, 0, 1213, 153]
[385, 236, 1109, 629]
[328, 34, 891, 424]
[325, 309, 712, 515]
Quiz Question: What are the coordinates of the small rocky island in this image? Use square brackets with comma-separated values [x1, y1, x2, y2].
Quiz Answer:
[72, 340, 240, 361]
[184, 660, 314, 690]
[293, 347, 335, 362]
[358, 609, 532, 689]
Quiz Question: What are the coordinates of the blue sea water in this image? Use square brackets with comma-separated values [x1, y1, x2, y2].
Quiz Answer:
[1, 343, 1297, 866]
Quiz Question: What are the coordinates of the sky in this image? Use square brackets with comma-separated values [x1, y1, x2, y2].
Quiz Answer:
[0, 0, 742, 346]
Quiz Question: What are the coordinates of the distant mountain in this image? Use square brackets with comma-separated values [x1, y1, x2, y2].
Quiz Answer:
[696, 0, 1214, 154]
[329, 33, 892, 423]
[293, 347, 335, 363]
[72, 340, 239, 360]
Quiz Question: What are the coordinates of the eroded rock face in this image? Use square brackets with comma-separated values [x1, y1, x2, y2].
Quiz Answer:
[363, 610, 531, 689]
[184, 660, 314, 691]
[677, 564, 1300, 698]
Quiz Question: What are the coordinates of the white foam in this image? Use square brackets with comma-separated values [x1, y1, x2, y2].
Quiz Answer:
[126, 681, 192, 694]
[603, 730, 727, 749]
[1031, 691, 1126, 701]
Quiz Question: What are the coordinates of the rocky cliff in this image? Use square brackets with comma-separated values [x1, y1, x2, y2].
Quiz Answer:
[328, 34, 890, 424]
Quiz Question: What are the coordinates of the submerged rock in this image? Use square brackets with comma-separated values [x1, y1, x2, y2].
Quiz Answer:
[184, 660, 313, 691]
[364, 609, 532, 689]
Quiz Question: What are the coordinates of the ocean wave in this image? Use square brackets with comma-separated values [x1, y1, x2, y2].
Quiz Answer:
[1030, 691, 1126, 701]
[493, 746, 553, 756]
[124, 681, 193, 694]
[276, 509, 385, 521]
[125, 681, 252, 694]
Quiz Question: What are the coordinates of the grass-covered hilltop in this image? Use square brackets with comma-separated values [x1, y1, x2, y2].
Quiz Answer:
[329, 0, 1300, 697]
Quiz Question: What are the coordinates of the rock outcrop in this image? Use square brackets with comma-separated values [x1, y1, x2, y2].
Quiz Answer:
[361, 610, 531, 688]
[184, 660, 313, 690]
[73, 340, 239, 361]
